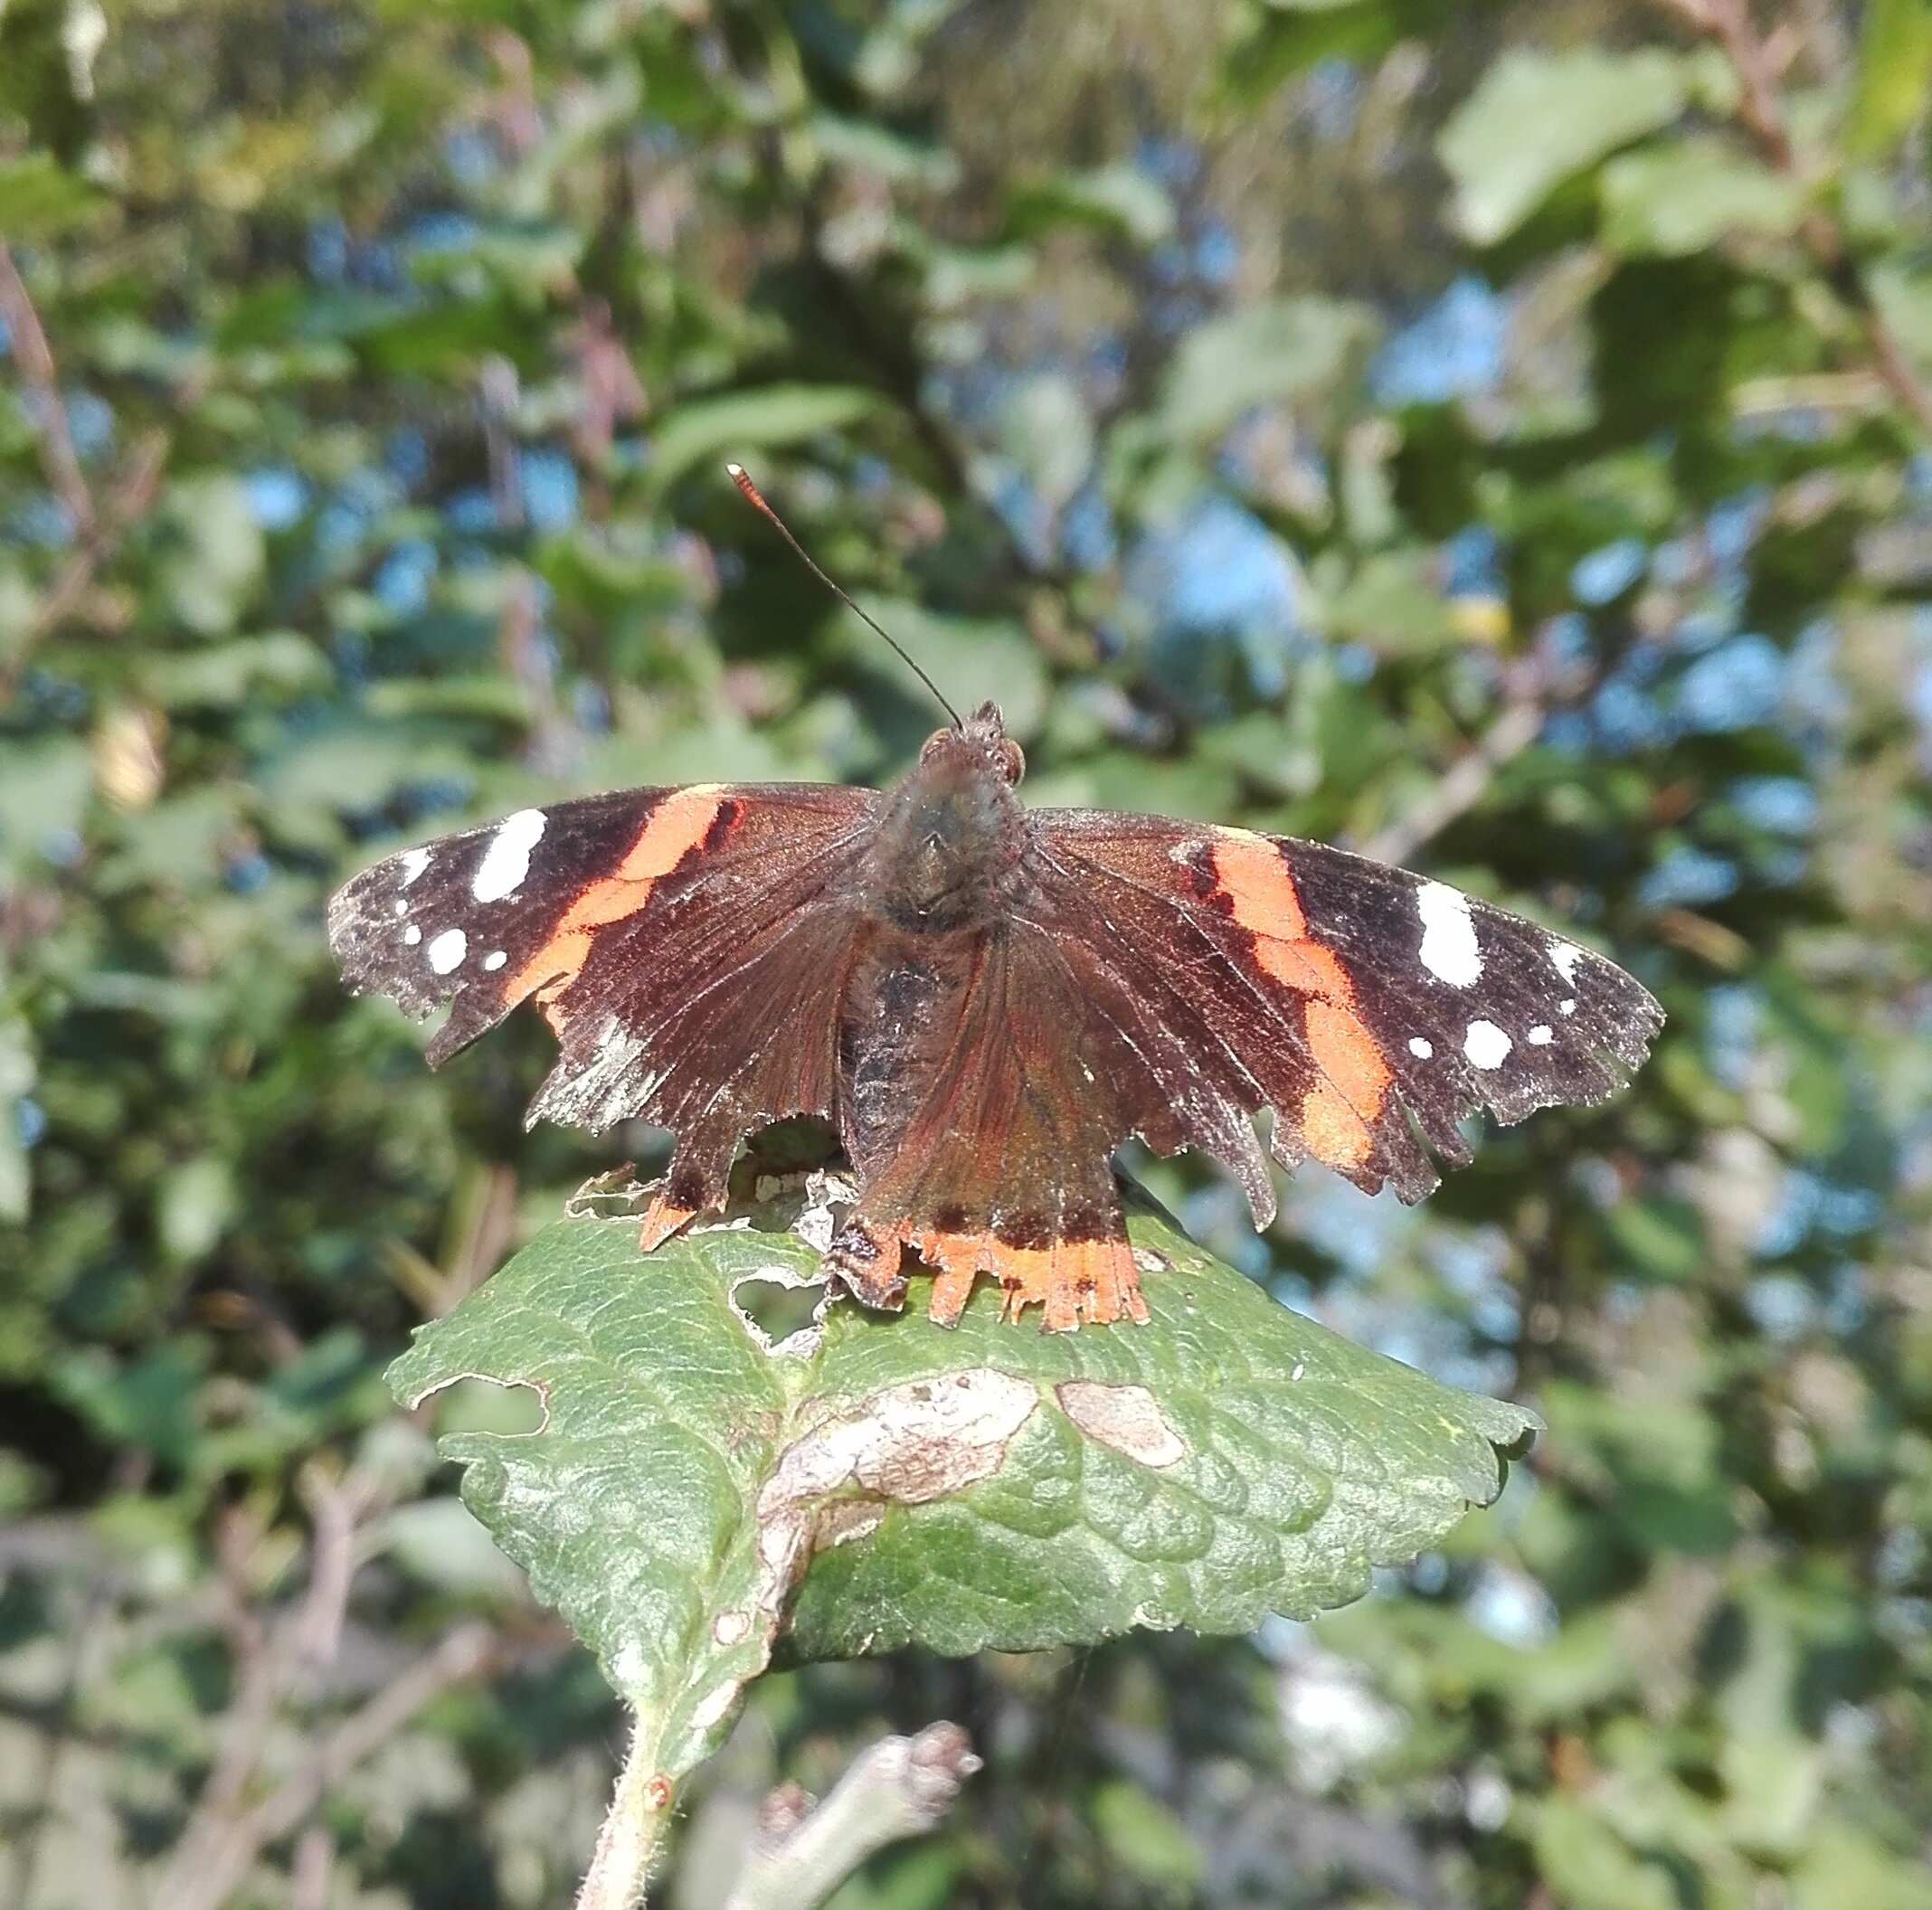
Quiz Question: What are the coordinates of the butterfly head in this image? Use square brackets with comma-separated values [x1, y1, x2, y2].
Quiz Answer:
[920, 699, 1023, 787]
[876, 701, 1025, 928]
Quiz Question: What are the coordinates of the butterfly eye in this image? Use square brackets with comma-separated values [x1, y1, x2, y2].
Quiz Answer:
[920, 728, 952, 761]
[996, 737, 1025, 784]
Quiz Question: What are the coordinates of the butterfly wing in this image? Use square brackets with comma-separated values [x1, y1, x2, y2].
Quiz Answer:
[828, 920, 1153, 1331]
[1024, 809, 1663, 1207]
[328, 782, 878, 1226]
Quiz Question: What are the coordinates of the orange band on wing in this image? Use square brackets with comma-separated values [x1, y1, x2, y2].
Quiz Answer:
[636, 1191, 700, 1252]
[906, 1225, 1147, 1332]
[1213, 827, 1311, 941]
[1210, 828, 1392, 1170]
[507, 786, 726, 1019]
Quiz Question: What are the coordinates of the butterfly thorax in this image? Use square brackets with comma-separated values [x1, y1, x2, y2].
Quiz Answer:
[861, 704, 1026, 932]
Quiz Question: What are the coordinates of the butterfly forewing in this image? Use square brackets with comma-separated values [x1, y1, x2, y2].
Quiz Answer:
[327, 780, 876, 1083]
[1028, 809, 1662, 1206]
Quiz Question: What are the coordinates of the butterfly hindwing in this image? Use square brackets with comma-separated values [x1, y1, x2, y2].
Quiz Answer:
[827, 921, 1150, 1331]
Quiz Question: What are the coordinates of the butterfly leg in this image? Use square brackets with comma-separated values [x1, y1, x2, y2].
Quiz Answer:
[822, 1215, 908, 1312]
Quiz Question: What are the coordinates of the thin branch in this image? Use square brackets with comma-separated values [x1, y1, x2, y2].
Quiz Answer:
[720, 1724, 981, 1910]
[1354, 619, 1602, 865]
[4, 1574, 113, 1909]
[480, 355, 524, 531]
[290, 1826, 335, 1910]
[151, 1622, 499, 1910]
[0, 241, 96, 534]
[151, 1466, 396, 1910]
[1648, 0, 1932, 440]
[1356, 689, 1547, 867]
[248, 1622, 500, 1850]
[289, 1463, 383, 1673]
[0, 427, 168, 699]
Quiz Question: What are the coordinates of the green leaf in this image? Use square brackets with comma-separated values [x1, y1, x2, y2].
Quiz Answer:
[136, 631, 331, 711]
[1158, 297, 1373, 441]
[1792, 1826, 1932, 1910]
[0, 735, 93, 882]
[646, 385, 884, 494]
[0, 1008, 35, 1224]
[1869, 260, 1932, 367]
[1848, 0, 1932, 156]
[1438, 47, 1692, 245]
[1532, 1793, 1680, 1910]
[0, 150, 106, 237]
[1600, 136, 1805, 257]
[831, 600, 1050, 738]
[156, 475, 266, 637]
[1216, 0, 1416, 108]
[388, 1200, 1538, 1779]
[1006, 164, 1176, 246]
[1090, 1780, 1205, 1890]
[992, 371, 1095, 511]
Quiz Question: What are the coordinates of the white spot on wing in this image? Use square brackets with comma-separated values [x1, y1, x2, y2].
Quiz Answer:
[471, 807, 546, 903]
[1408, 1036, 1433, 1059]
[483, 950, 507, 971]
[399, 847, 431, 888]
[427, 928, 468, 974]
[1559, 998, 1576, 1016]
[402, 925, 421, 945]
[1528, 1024, 1553, 1045]
[1550, 941, 1583, 983]
[1416, 882, 1482, 987]
[1464, 1019, 1512, 1069]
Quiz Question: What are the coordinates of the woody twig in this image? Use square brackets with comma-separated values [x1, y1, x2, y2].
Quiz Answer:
[0, 241, 95, 536]
[150, 1463, 503, 1910]
[719, 1724, 981, 1910]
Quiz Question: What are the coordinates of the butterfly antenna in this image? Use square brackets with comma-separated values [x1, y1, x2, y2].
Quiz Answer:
[725, 462, 961, 727]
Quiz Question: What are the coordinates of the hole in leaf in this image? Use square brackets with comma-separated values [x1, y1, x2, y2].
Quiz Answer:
[730, 1275, 827, 1352]
[430, 1376, 547, 1437]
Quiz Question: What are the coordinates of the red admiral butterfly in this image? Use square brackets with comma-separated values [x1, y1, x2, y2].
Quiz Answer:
[330, 473, 1662, 1330]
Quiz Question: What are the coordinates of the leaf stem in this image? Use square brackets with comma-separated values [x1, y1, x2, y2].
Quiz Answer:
[575, 1708, 677, 1910]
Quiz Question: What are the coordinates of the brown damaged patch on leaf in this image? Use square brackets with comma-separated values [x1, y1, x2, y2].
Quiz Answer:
[754, 1369, 1040, 1615]
[1055, 1379, 1187, 1468]
[563, 1167, 654, 1220]
[679, 1371, 1041, 1749]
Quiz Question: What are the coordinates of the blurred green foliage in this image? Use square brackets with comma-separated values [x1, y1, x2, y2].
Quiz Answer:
[3, 0, 1930, 1906]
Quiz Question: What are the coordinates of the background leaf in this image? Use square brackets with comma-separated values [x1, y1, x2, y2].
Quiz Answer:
[1157, 296, 1374, 441]
[1599, 137, 1805, 257]
[1438, 47, 1692, 244]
